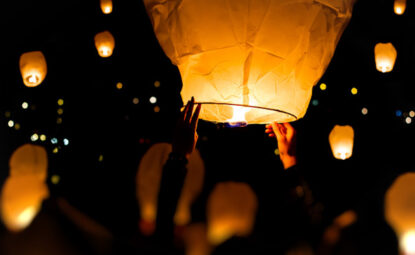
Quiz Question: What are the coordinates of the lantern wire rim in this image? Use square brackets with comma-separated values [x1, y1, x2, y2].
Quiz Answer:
[194, 102, 298, 120]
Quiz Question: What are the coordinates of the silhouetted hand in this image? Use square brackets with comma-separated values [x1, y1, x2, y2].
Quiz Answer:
[172, 97, 202, 159]
[265, 122, 297, 169]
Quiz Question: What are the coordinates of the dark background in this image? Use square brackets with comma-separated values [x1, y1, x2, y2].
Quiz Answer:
[0, 0, 414, 254]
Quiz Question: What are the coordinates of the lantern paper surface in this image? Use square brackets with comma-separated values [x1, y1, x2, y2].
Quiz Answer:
[94, 31, 115, 58]
[329, 125, 354, 160]
[206, 182, 258, 245]
[19, 51, 47, 87]
[394, 0, 406, 15]
[136, 143, 205, 226]
[1, 175, 49, 232]
[385, 173, 415, 254]
[184, 223, 211, 255]
[143, 0, 355, 124]
[375, 42, 397, 73]
[9, 144, 48, 182]
[100, 0, 113, 14]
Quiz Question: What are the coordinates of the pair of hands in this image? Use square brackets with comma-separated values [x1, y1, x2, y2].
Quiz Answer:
[265, 122, 297, 170]
[171, 98, 297, 169]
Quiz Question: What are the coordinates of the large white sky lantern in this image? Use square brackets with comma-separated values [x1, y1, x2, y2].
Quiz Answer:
[143, 0, 355, 125]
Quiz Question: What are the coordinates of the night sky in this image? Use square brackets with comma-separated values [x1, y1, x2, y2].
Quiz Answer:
[0, 0, 414, 254]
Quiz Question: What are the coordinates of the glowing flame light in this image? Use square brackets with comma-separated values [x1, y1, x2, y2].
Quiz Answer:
[15, 206, 37, 230]
[402, 230, 415, 255]
[226, 106, 250, 127]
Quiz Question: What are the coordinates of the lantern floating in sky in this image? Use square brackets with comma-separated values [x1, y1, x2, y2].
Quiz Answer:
[385, 173, 415, 255]
[143, 0, 355, 125]
[329, 125, 354, 160]
[136, 143, 205, 233]
[19, 51, 47, 87]
[9, 144, 48, 182]
[100, 0, 113, 14]
[394, 0, 407, 15]
[94, 31, 115, 58]
[1, 175, 49, 232]
[375, 42, 397, 73]
[206, 182, 258, 245]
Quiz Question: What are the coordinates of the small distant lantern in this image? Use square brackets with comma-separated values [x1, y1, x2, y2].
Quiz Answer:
[394, 0, 407, 15]
[136, 143, 205, 234]
[375, 42, 397, 73]
[100, 0, 113, 14]
[1, 175, 49, 232]
[143, 0, 355, 125]
[19, 51, 47, 87]
[9, 144, 48, 182]
[206, 182, 258, 245]
[385, 173, 415, 255]
[94, 31, 115, 58]
[329, 125, 354, 160]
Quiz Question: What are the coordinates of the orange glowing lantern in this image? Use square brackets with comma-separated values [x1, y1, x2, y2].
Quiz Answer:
[19, 51, 47, 87]
[143, 0, 355, 125]
[9, 144, 48, 182]
[375, 42, 397, 73]
[329, 125, 354, 160]
[206, 182, 258, 245]
[394, 0, 407, 15]
[385, 173, 415, 255]
[94, 31, 115, 58]
[1, 175, 49, 232]
[136, 143, 205, 233]
[100, 0, 113, 14]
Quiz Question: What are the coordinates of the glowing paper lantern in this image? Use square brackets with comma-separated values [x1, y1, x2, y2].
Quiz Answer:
[19, 51, 47, 87]
[385, 173, 415, 255]
[329, 125, 354, 160]
[143, 0, 355, 124]
[100, 0, 113, 14]
[374, 42, 397, 73]
[94, 31, 115, 58]
[136, 143, 205, 230]
[183, 223, 211, 255]
[9, 144, 48, 182]
[394, 0, 407, 15]
[206, 182, 258, 245]
[1, 175, 49, 232]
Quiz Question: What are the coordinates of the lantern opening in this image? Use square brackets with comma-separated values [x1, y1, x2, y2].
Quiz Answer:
[100, 47, 112, 57]
[26, 74, 40, 85]
[336, 151, 350, 160]
[401, 230, 415, 254]
[226, 106, 249, 127]
[395, 7, 403, 14]
[104, 7, 111, 14]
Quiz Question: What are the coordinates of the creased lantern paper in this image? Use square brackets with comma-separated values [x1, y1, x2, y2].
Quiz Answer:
[206, 182, 258, 245]
[374, 42, 397, 73]
[144, 0, 355, 124]
[19, 51, 47, 87]
[136, 143, 205, 228]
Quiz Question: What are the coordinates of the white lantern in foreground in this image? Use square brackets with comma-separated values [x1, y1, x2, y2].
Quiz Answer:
[206, 182, 258, 245]
[385, 173, 415, 255]
[136, 143, 205, 232]
[1, 175, 49, 232]
[144, 0, 355, 124]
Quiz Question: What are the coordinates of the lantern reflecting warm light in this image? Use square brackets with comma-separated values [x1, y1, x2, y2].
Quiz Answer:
[19, 51, 47, 87]
[100, 0, 113, 14]
[94, 31, 115, 58]
[136, 143, 205, 233]
[394, 0, 407, 15]
[375, 42, 397, 73]
[206, 182, 258, 245]
[385, 173, 415, 255]
[1, 175, 49, 232]
[329, 125, 354, 160]
[183, 223, 211, 255]
[9, 144, 48, 182]
[144, 0, 355, 124]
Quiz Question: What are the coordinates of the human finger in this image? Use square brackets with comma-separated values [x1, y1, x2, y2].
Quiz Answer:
[185, 97, 195, 124]
[191, 103, 202, 131]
